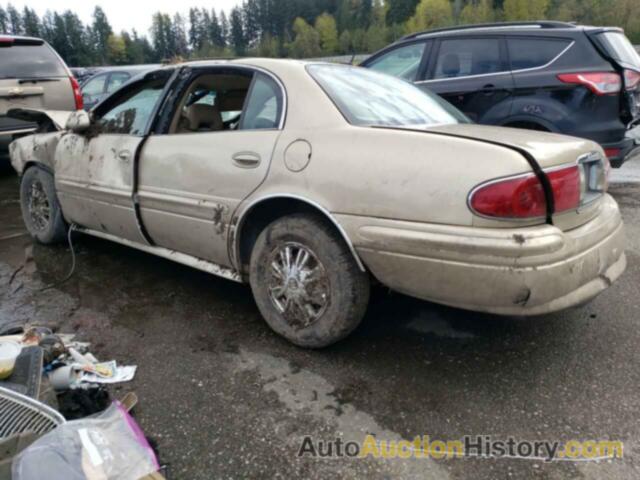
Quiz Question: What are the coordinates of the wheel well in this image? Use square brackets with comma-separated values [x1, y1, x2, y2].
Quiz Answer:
[504, 121, 550, 132]
[235, 197, 364, 275]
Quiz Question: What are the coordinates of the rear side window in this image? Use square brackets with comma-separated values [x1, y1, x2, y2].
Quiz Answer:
[508, 38, 572, 70]
[596, 32, 640, 68]
[0, 42, 67, 78]
[239, 73, 283, 130]
[433, 38, 503, 79]
[366, 42, 426, 81]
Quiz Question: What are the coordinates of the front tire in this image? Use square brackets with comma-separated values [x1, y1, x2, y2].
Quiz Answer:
[20, 167, 67, 244]
[249, 214, 370, 348]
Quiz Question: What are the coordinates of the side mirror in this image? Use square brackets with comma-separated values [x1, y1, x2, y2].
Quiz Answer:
[65, 110, 91, 132]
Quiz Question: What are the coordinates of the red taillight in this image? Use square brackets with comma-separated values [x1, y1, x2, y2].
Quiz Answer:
[557, 72, 621, 95]
[547, 165, 581, 213]
[0, 36, 13, 44]
[470, 166, 581, 219]
[69, 76, 83, 110]
[604, 147, 621, 159]
[624, 69, 640, 90]
[470, 174, 547, 218]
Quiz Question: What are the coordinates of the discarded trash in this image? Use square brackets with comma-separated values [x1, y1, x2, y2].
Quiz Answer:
[79, 361, 137, 384]
[49, 365, 81, 391]
[57, 386, 111, 420]
[12, 401, 159, 480]
[0, 387, 66, 439]
[0, 341, 22, 380]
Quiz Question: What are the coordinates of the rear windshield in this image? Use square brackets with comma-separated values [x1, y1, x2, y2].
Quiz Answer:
[307, 64, 463, 127]
[597, 31, 640, 68]
[0, 43, 67, 78]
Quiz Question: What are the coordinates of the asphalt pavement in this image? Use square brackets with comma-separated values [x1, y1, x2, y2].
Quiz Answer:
[1, 158, 640, 479]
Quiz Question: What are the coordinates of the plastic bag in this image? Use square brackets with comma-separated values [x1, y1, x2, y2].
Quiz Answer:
[12, 401, 159, 480]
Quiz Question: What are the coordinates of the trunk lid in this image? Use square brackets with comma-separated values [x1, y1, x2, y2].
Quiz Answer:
[426, 124, 609, 231]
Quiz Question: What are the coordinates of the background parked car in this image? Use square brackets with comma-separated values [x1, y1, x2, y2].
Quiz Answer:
[361, 21, 640, 167]
[80, 65, 159, 110]
[70, 67, 100, 84]
[0, 35, 82, 163]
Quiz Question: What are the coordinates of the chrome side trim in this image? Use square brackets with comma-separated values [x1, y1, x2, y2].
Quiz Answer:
[415, 40, 575, 85]
[76, 226, 243, 283]
[233, 194, 367, 272]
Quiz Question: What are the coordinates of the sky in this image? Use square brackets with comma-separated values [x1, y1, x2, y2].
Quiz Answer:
[6, 0, 243, 36]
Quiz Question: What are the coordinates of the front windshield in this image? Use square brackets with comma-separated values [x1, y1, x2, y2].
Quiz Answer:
[307, 64, 466, 127]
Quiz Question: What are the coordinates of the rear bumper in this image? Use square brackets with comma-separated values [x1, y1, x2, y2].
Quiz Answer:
[336, 194, 626, 316]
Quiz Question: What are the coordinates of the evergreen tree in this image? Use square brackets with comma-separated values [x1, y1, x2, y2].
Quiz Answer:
[0, 6, 7, 33]
[220, 11, 230, 47]
[387, 0, 421, 25]
[229, 7, 247, 55]
[188, 8, 203, 50]
[210, 9, 224, 48]
[91, 6, 113, 64]
[22, 7, 40, 37]
[173, 13, 189, 58]
[6, 3, 21, 34]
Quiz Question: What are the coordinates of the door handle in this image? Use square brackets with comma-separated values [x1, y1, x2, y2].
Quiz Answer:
[481, 84, 497, 95]
[232, 152, 261, 168]
[117, 150, 131, 162]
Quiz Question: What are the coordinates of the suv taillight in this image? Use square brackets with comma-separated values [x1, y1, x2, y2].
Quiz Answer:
[624, 69, 640, 90]
[69, 76, 83, 110]
[469, 156, 607, 219]
[557, 72, 621, 95]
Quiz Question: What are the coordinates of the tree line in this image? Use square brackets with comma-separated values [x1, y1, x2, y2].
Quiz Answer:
[0, 0, 638, 67]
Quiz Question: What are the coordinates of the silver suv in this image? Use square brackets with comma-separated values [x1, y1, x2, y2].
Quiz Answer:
[0, 35, 81, 162]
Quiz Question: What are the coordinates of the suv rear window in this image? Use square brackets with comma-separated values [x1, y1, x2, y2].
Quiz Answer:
[508, 38, 572, 70]
[0, 41, 67, 78]
[596, 31, 640, 68]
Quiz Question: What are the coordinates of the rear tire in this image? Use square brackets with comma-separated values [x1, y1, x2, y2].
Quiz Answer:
[249, 213, 370, 348]
[20, 167, 67, 244]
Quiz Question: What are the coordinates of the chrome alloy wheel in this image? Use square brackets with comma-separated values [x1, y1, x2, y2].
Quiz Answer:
[267, 242, 330, 328]
[27, 180, 51, 231]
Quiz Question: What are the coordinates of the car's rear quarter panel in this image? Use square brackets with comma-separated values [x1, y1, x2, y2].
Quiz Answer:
[254, 126, 534, 227]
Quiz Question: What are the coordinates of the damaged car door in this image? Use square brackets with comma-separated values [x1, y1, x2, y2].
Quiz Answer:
[137, 66, 284, 266]
[55, 71, 171, 242]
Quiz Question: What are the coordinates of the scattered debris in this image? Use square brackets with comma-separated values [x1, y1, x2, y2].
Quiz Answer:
[12, 401, 160, 480]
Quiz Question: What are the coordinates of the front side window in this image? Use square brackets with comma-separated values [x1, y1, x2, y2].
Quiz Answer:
[98, 78, 167, 135]
[366, 42, 426, 81]
[308, 64, 462, 127]
[508, 38, 572, 70]
[433, 38, 503, 79]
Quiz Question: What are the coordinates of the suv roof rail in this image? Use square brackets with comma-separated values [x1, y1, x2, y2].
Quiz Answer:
[401, 21, 577, 41]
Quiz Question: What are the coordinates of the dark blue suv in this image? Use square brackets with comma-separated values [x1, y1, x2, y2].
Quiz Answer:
[361, 21, 640, 167]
